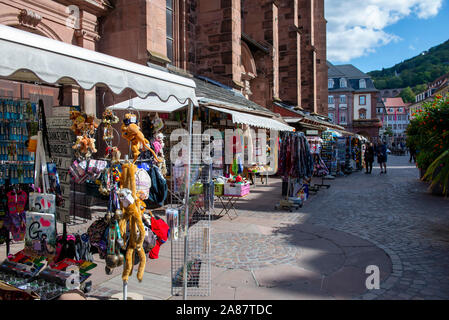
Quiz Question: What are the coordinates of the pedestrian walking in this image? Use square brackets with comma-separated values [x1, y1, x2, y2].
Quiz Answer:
[377, 141, 388, 174]
[409, 145, 416, 163]
[364, 142, 375, 174]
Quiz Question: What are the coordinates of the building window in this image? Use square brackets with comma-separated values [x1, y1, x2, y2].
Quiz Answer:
[359, 95, 366, 105]
[328, 79, 334, 89]
[166, 0, 174, 63]
[359, 79, 366, 89]
[340, 78, 347, 88]
[340, 113, 347, 124]
[340, 95, 346, 103]
[399, 108, 403, 113]
[359, 108, 367, 119]
[389, 108, 394, 113]
[328, 96, 334, 104]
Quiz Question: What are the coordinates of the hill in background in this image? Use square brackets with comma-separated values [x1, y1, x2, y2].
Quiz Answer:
[368, 39, 449, 94]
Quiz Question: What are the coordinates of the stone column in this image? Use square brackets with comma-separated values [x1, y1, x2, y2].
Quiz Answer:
[74, 10, 100, 116]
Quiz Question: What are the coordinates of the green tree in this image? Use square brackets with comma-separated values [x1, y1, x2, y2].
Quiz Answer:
[412, 84, 427, 94]
[368, 38, 449, 90]
[384, 127, 393, 137]
[399, 87, 415, 103]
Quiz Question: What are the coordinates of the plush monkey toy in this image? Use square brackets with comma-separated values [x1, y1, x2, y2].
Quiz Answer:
[118, 162, 146, 283]
[121, 113, 161, 164]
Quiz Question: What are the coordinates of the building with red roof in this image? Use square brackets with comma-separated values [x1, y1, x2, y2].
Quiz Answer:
[382, 97, 410, 141]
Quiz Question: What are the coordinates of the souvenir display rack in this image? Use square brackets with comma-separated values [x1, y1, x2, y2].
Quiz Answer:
[0, 98, 39, 257]
[321, 130, 337, 176]
[275, 131, 314, 211]
[170, 133, 211, 297]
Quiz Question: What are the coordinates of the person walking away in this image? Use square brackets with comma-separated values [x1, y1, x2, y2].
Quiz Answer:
[364, 143, 375, 174]
[377, 141, 388, 174]
[409, 145, 416, 163]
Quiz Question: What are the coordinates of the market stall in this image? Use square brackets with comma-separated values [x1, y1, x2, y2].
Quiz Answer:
[0, 24, 198, 300]
[275, 131, 314, 211]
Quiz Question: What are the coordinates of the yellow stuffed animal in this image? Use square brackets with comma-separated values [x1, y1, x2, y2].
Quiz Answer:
[118, 162, 146, 283]
[121, 113, 161, 164]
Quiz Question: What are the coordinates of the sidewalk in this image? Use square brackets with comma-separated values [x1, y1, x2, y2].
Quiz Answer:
[87, 173, 391, 300]
[1, 172, 393, 300]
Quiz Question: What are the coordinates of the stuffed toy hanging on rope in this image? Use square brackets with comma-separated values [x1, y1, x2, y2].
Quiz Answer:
[70, 111, 100, 159]
[121, 113, 162, 164]
[118, 162, 147, 283]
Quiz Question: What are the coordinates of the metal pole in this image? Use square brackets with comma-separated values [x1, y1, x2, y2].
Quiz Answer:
[182, 100, 194, 300]
[123, 281, 127, 300]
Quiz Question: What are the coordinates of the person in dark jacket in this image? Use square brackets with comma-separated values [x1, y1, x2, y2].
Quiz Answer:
[364, 142, 375, 174]
[377, 141, 388, 174]
[409, 145, 416, 163]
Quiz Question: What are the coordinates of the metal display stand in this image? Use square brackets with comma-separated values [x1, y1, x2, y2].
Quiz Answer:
[170, 127, 212, 298]
[214, 195, 241, 220]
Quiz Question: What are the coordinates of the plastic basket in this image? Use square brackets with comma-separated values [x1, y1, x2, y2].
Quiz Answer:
[224, 182, 250, 197]
[190, 183, 203, 195]
[214, 183, 224, 196]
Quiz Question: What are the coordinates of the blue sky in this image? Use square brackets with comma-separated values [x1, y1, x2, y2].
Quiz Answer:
[326, 0, 449, 73]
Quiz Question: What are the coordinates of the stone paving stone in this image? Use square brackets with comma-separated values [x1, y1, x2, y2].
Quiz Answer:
[253, 265, 322, 288]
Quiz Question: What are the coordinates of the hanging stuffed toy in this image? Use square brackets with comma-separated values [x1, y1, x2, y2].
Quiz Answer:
[118, 162, 146, 283]
[152, 112, 164, 132]
[121, 113, 161, 164]
[70, 111, 100, 159]
[102, 109, 120, 159]
[154, 132, 167, 176]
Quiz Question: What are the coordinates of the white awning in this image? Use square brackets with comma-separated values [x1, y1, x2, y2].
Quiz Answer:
[0, 24, 197, 105]
[107, 96, 188, 113]
[284, 118, 302, 123]
[205, 105, 294, 131]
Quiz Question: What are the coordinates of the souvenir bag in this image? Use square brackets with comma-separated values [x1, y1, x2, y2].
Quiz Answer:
[47, 163, 64, 207]
[24, 210, 56, 258]
[87, 217, 109, 259]
[6, 189, 27, 241]
[152, 112, 164, 132]
[69, 159, 89, 184]
[29, 131, 56, 215]
[135, 168, 151, 200]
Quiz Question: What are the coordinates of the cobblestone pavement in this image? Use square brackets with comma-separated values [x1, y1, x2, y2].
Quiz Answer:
[295, 156, 449, 300]
[206, 155, 449, 300]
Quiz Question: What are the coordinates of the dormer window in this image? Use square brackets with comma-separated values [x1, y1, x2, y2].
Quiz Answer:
[340, 78, 347, 88]
[328, 79, 334, 89]
[359, 79, 366, 89]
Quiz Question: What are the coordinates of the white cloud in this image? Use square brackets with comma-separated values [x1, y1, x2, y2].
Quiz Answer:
[325, 0, 443, 62]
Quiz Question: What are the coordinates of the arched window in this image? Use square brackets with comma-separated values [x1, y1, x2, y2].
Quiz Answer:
[328, 79, 334, 88]
[340, 78, 347, 88]
[359, 108, 367, 119]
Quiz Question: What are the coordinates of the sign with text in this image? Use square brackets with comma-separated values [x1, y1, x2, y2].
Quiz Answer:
[47, 117, 74, 223]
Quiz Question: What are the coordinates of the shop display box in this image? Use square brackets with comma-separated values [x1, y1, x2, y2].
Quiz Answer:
[224, 182, 250, 197]
[190, 183, 203, 195]
[214, 183, 224, 196]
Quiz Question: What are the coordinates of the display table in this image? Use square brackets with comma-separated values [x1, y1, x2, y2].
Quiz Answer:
[214, 194, 247, 220]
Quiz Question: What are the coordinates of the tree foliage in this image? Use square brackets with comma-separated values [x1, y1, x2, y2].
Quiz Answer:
[399, 87, 416, 103]
[369, 39, 449, 90]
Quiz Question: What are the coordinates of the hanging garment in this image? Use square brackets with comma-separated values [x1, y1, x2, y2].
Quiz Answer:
[146, 166, 168, 207]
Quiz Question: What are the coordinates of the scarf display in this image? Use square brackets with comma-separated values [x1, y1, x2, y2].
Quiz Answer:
[278, 132, 314, 179]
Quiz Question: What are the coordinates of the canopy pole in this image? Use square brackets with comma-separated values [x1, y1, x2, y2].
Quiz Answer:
[182, 100, 194, 300]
